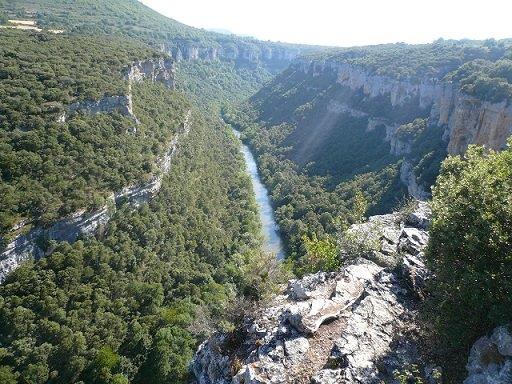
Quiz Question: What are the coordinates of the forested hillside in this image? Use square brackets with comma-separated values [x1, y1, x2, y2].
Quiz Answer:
[226, 38, 512, 263]
[1, 0, 319, 109]
[0, 1, 280, 382]
[0, 30, 187, 239]
[0, 113, 275, 384]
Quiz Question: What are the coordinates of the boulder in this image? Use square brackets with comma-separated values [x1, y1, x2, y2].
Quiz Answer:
[464, 326, 512, 384]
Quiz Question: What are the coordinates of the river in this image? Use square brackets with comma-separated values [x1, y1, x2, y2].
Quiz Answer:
[233, 129, 285, 260]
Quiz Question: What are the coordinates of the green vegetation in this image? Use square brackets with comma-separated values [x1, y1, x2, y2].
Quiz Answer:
[176, 60, 273, 110]
[222, 65, 408, 265]
[425, 142, 512, 380]
[446, 58, 512, 102]
[0, 114, 275, 383]
[0, 30, 190, 237]
[307, 38, 511, 81]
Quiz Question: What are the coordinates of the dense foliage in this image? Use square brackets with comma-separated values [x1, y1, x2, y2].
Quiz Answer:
[446, 58, 512, 102]
[0, 30, 191, 238]
[176, 60, 273, 110]
[307, 38, 511, 81]
[0, 113, 273, 383]
[224, 102, 405, 265]
[425, 142, 512, 380]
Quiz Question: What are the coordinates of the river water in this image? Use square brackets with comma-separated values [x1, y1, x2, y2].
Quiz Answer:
[233, 129, 285, 260]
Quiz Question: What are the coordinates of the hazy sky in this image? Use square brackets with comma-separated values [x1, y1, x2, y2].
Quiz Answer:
[140, 0, 511, 47]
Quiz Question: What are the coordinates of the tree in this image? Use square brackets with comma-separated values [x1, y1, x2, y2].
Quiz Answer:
[425, 142, 512, 379]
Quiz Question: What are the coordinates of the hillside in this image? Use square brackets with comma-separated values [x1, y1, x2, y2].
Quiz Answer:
[225, 38, 512, 260]
[2, 0, 321, 109]
[0, 1, 275, 383]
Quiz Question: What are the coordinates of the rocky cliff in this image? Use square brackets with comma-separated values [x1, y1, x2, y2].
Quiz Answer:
[191, 202, 512, 383]
[64, 57, 175, 123]
[0, 110, 192, 282]
[191, 203, 435, 384]
[163, 40, 308, 72]
[292, 59, 512, 198]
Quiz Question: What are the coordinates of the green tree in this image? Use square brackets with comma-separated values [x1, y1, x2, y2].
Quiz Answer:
[425, 142, 512, 379]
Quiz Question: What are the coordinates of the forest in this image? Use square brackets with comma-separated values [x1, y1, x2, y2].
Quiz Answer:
[0, 108, 280, 384]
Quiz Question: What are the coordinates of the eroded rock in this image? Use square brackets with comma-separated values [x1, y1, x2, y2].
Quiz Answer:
[464, 326, 512, 384]
[191, 204, 432, 384]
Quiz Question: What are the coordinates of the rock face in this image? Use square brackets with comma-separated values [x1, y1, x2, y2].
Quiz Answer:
[163, 40, 307, 72]
[464, 326, 512, 384]
[65, 57, 175, 122]
[191, 204, 436, 384]
[290, 59, 512, 198]
[68, 94, 137, 121]
[125, 57, 175, 88]
[296, 59, 512, 156]
[0, 111, 192, 282]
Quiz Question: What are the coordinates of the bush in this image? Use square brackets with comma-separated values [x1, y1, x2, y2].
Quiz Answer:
[425, 142, 512, 379]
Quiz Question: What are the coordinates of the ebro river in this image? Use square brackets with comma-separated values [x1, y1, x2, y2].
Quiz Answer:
[233, 129, 285, 260]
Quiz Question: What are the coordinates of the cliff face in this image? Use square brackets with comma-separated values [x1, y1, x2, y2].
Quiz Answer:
[287, 59, 512, 199]
[163, 40, 306, 72]
[297, 59, 512, 156]
[65, 57, 176, 123]
[0, 111, 192, 282]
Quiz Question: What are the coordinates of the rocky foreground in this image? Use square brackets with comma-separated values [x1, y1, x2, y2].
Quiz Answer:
[191, 203, 512, 384]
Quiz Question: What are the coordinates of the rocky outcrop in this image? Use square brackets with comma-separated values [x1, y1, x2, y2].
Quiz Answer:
[400, 161, 430, 201]
[191, 203, 437, 384]
[464, 325, 512, 384]
[64, 57, 175, 123]
[440, 94, 512, 155]
[67, 94, 138, 122]
[125, 57, 175, 88]
[0, 111, 192, 282]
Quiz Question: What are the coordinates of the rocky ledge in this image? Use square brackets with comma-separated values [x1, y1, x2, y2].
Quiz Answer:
[192, 201, 512, 383]
[191, 204, 435, 384]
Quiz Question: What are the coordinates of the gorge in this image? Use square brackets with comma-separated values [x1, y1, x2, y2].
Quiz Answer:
[0, 2, 511, 384]
[233, 128, 285, 260]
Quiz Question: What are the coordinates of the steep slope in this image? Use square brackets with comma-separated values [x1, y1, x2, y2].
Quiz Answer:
[2, 0, 320, 100]
[225, 39, 512, 259]
[0, 3, 277, 382]
[0, 113, 266, 383]
[0, 30, 182, 240]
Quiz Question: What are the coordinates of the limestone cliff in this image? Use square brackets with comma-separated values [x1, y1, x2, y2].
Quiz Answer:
[163, 40, 307, 72]
[297, 59, 512, 155]
[289, 59, 511, 198]
[0, 111, 192, 282]
[64, 57, 175, 123]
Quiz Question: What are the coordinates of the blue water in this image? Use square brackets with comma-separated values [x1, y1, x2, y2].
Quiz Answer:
[233, 129, 285, 260]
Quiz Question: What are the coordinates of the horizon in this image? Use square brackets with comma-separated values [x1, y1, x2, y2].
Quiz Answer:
[140, 0, 512, 47]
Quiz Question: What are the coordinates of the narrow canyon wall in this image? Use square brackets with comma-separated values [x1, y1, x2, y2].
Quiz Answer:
[0, 111, 192, 282]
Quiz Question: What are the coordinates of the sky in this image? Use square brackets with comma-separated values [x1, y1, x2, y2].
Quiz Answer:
[140, 0, 512, 47]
